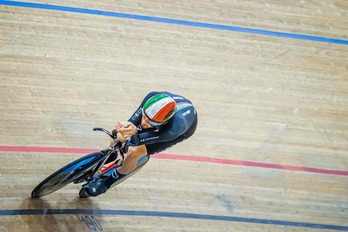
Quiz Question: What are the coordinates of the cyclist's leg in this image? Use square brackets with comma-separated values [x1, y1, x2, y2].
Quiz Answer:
[104, 140, 146, 169]
[84, 146, 147, 197]
[117, 145, 147, 175]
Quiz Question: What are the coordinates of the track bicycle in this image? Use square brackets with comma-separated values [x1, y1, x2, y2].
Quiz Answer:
[31, 127, 150, 198]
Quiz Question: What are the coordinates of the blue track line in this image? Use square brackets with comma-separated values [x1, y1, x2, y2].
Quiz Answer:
[1, 209, 348, 231]
[0, 0, 348, 45]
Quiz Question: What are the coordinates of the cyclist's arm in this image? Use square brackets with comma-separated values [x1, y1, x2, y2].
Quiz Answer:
[130, 116, 188, 146]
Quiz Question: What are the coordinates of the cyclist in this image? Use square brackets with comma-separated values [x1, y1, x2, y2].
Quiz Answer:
[85, 91, 198, 197]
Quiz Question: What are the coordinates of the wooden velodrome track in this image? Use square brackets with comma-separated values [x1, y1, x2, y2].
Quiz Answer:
[1, 0, 348, 231]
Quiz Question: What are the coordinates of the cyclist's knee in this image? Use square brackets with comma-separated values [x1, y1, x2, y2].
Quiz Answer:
[126, 145, 147, 160]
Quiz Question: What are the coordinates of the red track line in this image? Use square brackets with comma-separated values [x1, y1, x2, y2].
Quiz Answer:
[1, 146, 347, 177]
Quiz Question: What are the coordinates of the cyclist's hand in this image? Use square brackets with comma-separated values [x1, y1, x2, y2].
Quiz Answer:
[116, 132, 128, 143]
[115, 122, 125, 132]
[115, 122, 137, 139]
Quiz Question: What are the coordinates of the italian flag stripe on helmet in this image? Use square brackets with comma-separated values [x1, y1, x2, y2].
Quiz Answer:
[143, 94, 176, 123]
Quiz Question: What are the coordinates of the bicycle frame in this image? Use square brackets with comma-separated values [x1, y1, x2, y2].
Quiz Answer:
[78, 127, 127, 182]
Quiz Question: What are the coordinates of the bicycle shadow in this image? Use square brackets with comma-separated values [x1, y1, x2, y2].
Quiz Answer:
[20, 196, 102, 232]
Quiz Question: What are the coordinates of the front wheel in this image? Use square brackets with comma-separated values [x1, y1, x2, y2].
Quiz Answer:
[31, 152, 105, 198]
